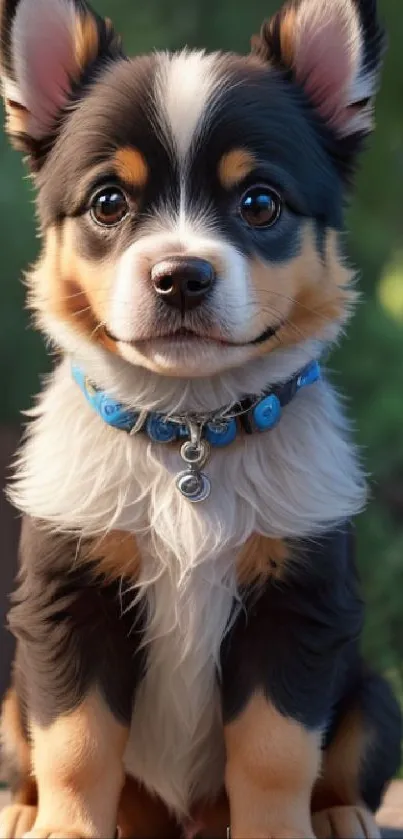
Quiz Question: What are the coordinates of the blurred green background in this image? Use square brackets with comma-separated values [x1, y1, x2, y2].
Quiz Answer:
[0, 0, 402, 694]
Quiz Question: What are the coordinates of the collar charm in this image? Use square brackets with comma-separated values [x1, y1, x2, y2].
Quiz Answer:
[176, 423, 212, 502]
[72, 361, 321, 503]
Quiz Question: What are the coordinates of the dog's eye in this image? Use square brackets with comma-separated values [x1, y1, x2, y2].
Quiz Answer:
[91, 186, 129, 227]
[239, 185, 281, 228]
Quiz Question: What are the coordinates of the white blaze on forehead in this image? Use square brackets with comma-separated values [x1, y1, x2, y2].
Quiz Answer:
[155, 50, 221, 163]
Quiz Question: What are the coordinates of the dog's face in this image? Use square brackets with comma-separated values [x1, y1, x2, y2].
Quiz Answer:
[1, 0, 384, 379]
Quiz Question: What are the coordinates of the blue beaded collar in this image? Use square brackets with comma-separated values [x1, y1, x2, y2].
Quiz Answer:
[72, 361, 320, 502]
[72, 361, 320, 446]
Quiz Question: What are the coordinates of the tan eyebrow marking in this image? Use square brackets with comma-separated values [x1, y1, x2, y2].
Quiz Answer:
[113, 147, 149, 189]
[218, 148, 256, 189]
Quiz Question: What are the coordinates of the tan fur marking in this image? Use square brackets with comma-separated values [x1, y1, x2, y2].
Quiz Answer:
[218, 149, 256, 190]
[225, 691, 320, 838]
[247, 225, 355, 359]
[279, 9, 297, 67]
[1, 688, 31, 780]
[74, 14, 100, 74]
[1, 688, 36, 806]
[313, 708, 370, 812]
[4, 99, 30, 143]
[0, 803, 37, 837]
[236, 535, 289, 587]
[30, 692, 128, 838]
[85, 531, 141, 582]
[30, 223, 117, 350]
[114, 147, 149, 190]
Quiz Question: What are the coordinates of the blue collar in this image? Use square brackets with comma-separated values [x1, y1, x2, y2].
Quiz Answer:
[72, 361, 320, 502]
[72, 360, 320, 447]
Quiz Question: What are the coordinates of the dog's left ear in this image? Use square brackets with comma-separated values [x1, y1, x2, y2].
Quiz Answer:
[0, 0, 123, 166]
[252, 0, 385, 143]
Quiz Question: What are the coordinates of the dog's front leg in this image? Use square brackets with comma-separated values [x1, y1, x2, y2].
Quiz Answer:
[221, 529, 360, 839]
[26, 692, 128, 839]
[224, 692, 320, 839]
[7, 517, 142, 839]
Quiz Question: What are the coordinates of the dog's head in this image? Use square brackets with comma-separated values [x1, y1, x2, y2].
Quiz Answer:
[1, 0, 384, 382]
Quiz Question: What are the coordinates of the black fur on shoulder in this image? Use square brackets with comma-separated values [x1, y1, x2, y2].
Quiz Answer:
[8, 517, 145, 727]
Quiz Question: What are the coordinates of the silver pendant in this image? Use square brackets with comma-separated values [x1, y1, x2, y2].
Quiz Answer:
[175, 425, 211, 503]
[176, 469, 211, 502]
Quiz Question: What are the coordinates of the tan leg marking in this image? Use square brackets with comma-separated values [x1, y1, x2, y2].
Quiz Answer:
[312, 709, 379, 838]
[26, 691, 128, 839]
[85, 531, 141, 583]
[236, 535, 289, 587]
[1, 687, 31, 779]
[224, 691, 320, 838]
[313, 708, 371, 810]
[113, 148, 149, 190]
[313, 806, 380, 839]
[1, 688, 36, 805]
[0, 804, 37, 839]
[218, 149, 256, 190]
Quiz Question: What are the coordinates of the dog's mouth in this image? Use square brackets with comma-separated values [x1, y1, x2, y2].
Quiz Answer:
[103, 322, 283, 348]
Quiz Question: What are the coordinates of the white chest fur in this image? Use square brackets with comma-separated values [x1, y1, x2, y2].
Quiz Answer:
[123, 551, 236, 814]
[10, 361, 366, 815]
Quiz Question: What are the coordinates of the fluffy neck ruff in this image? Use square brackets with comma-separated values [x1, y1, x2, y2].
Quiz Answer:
[11, 356, 366, 554]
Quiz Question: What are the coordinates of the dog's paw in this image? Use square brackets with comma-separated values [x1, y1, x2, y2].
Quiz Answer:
[0, 805, 37, 839]
[312, 806, 381, 839]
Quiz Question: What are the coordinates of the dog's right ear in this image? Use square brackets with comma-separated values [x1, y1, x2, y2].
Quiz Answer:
[251, 0, 385, 162]
[0, 0, 123, 167]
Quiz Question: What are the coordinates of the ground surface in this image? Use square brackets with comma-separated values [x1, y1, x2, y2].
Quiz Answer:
[1, 782, 403, 836]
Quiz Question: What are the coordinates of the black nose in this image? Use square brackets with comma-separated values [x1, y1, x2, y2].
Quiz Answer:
[151, 257, 215, 312]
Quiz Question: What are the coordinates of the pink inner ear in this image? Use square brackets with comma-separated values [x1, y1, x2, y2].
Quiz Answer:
[293, 12, 360, 131]
[12, 0, 79, 138]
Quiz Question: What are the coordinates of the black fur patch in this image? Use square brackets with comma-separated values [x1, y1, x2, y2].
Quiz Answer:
[8, 517, 145, 727]
[220, 526, 364, 730]
[353, 0, 386, 76]
[358, 668, 402, 811]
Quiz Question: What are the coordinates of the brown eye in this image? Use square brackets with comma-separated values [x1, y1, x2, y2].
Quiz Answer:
[91, 186, 129, 227]
[239, 185, 281, 228]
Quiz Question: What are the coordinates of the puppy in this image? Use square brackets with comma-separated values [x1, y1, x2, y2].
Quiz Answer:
[0, 0, 401, 837]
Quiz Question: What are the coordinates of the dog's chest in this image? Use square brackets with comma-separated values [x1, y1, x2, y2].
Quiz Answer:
[123, 554, 236, 816]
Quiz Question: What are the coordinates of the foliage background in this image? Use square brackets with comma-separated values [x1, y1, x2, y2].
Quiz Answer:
[0, 1, 402, 697]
